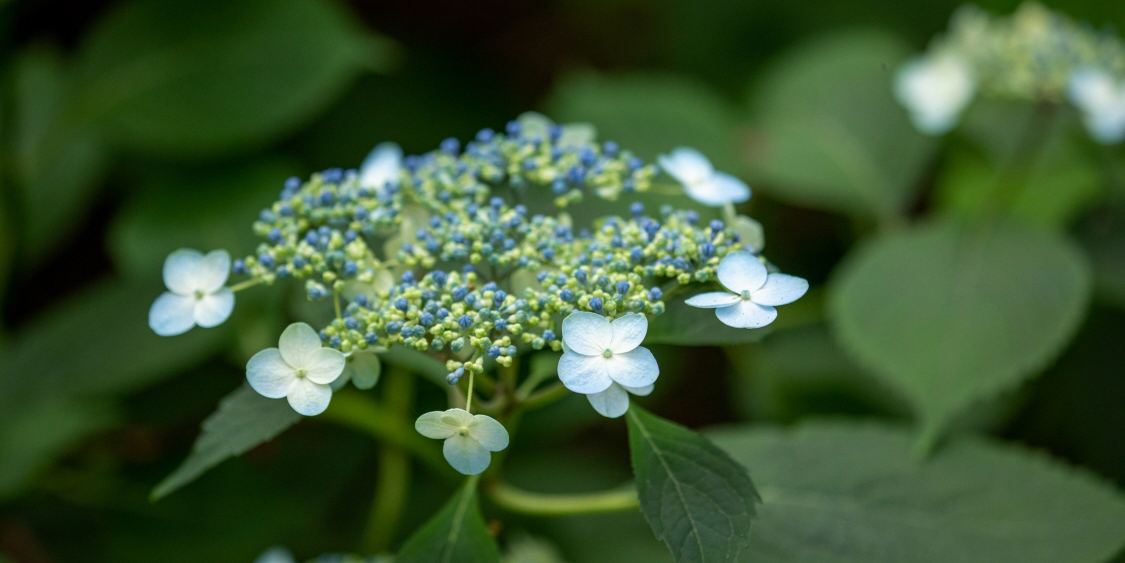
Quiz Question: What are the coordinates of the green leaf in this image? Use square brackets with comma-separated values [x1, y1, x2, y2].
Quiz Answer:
[709, 421, 1125, 563]
[829, 218, 1091, 442]
[646, 295, 769, 346]
[152, 384, 301, 500]
[0, 399, 115, 497]
[13, 46, 107, 257]
[396, 480, 501, 563]
[1078, 205, 1125, 308]
[546, 72, 741, 170]
[937, 102, 1101, 228]
[74, 0, 391, 156]
[380, 345, 449, 386]
[746, 30, 934, 220]
[626, 406, 758, 563]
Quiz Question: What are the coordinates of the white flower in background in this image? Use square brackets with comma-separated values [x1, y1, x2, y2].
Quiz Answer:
[894, 53, 976, 135]
[558, 312, 659, 417]
[686, 251, 808, 329]
[359, 142, 403, 192]
[331, 350, 382, 391]
[1068, 67, 1125, 144]
[658, 147, 751, 207]
[254, 547, 295, 563]
[148, 249, 235, 336]
[415, 408, 509, 475]
[246, 322, 346, 416]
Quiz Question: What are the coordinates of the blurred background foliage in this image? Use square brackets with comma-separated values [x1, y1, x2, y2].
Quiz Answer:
[1, 0, 1124, 561]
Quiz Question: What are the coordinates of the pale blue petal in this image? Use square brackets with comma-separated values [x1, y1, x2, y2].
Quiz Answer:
[196, 249, 231, 293]
[607, 347, 659, 388]
[193, 288, 234, 327]
[347, 352, 381, 389]
[587, 383, 630, 418]
[443, 434, 491, 475]
[684, 172, 750, 206]
[658, 147, 713, 185]
[685, 291, 740, 309]
[254, 547, 296, 563]
[561, 311, 612, 355]
[752, 274, 809, 306]
[442, 408, 476, 427]
[894, 55, 975, 135]
[287, 378, 332, 416]
[246, 348, 296, 399]
[359, 142, 403, 189]
[303, 348, 346, 384]
[162, 248, 205, 294]
[149, 292, 197, 336]
[717, 251, 767, 293]
[609, 313, 648, 353]
[416, 411, 457, 439]
[715, 300, 777, 329]
[622, 383, 654, 396]
[278, 322, 323, 369]
[469, 415, 509, 451]
[557, 351, 613, 394]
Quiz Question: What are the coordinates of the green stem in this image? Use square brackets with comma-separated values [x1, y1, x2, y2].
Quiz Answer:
[485, 480, 639, 516]
[361, 369, 415, 553]
[520, 381, 569, 410]
[986, 102, 1057, 216]
[321, 390, 457, 482]
[334, 290, 343, 319]
[229, 279, 262, 292]
[465, 368, 476, 412]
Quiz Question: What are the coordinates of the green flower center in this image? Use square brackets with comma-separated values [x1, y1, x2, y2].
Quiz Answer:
[602, 349, 614, 358]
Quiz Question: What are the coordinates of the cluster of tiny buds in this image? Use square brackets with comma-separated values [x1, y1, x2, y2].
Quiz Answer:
[224, 119, 749, 384]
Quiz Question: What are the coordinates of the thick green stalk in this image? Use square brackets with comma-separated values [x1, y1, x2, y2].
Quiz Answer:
[485, 480, 639, 516]
[361, 368, 415, 553]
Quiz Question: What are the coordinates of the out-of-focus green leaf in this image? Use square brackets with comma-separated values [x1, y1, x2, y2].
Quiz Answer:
[646, 295, 769, 346]
[0, 399, 115, 496]
[109, 159, 297, 279]
[829, 218, 1091, 443]
[746, 30, 934, 221]
[74, 0, 393, 156]
[0, 280, 227, 496]
[710, 421, 1125, 563]
[503, 533, 571, 563]
[380, 345, 448, 386]
[1077, 205, 1125, 308]
[937, 102, 1101, 228]
[396, 481, 501, 563]
[152, 384, 301, 500]
[626, 406, 757, 563]
[546, 72, 741, 170]
[13, 45, 107, 257]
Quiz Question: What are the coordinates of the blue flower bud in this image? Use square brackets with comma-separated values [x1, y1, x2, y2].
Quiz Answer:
[293, 256, 307, 268]
[465, 294, 477, 306]
[482, 281, 498, 292]
[710, 219, 724, 232]
[493, 290, 507, 304]
[319, 190, 335, 206]
[542, 248, 556, 260]
[700, 242, 716, 258]
[552, 178, 567, 194]
[476, 128, 495, 142]
[559, 288, 575, 302]
[232, 259, 247, 275]
[440, 137, 461, 154]
[505, 121, 521, 137]
[354, 294, 368, 306]
[420, 312, 435, 326]
[673, 257, 690, 270]
[574, 269, 587, 283]
[616, 281, 631, 294]
[452, 286, 468, 301]
[284, 176, 301, 191]
[494, 319, 507, 331]
[386, 321, 402, 334]
[629, 202, 644, 217]
[685, 210, 699, 224]
[394, 297, 409, 311]
[458, 315, 473, 329]
[543, 329, 556, 342]
[258, 253, 275, 268]
[329, 335, 342, 348]
[630, 247, 644, 262]
[508, 345, 518, 356]
[343, 261, 358, 277]
[446, 373, 460, 384]
[322, 168, 343, 183]
[276, 266, 290, 278]
[365, 332, 377, 344]
[487, 346, 501, 359]
[345, 230, 358, 243]
[589, 297, 604, 313]
[401, 271, 415, 284]
[548, 124, 563, 141]
[345, 317, 360, 330]
[279, 204, 294, 216]
[628, 156, 644, 171]
[578, 147, 597, 166]
[602, 141, 619, 157]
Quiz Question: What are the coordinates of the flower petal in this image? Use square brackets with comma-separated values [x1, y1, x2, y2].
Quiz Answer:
[717, 251, 767, 293]
[443, 434, 491, 475]
[609, 313, 648, 353]
[246, 348, 297, 398]
[193, 288, 234, 328]
[622, 383, 654, 396]
[415, 411, 457, 439]
[148, 292, 198, 336]
[752, 274, 809, 306]
[685, 291, 740, 309]
[346, 352, 382, 390]
[469, 415, 509, 452]
[441, 408, 476, 427]
[302, 348, 347, 384]
[561, 311, 612, 355]
[359, 142, 403, 190]
[196, 250, 231, 293]
[286, 378, 332, 416]
[254, 547, 296, 563]
[684, 172, 750, 206]
[607, 347, 659, 388]
[278, 322, 324, 369]
[658, 147, 713, 185]
[894, 54, 976, 135]
[715, 300, 777, 329]
[586, 383, 630, 418]
[557, 351, 614, 394]
[162, 249, 205, 295]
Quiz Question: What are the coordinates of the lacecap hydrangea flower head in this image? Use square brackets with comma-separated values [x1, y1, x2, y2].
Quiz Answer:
[146, 112, 806, 475]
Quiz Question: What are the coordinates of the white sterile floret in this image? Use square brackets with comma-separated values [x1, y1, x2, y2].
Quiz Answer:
[246, 322, 346, 416]
[254, 547, 295, 563]
[148, 248, 235, 336]
[415, 408, 509, 475]
[1068, 67, 1125, 144]
[894, 53, 976, 135]
[658, 147, 751, 207]
[686, 251, 808, 329]
[359, 142, 403, 192]
[558, 312, 660, 417]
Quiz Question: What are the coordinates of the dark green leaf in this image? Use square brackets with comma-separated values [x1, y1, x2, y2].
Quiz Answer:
[829, 218, 1091, 443]
[709, 421, 1125, 563]
[746, 30, 934, 220]
[647, 296, 769, 346]
[74, 0, 392, 156]
[626, 406, 758, 563]
[396, 480, 501, 563]
[1077, 205, 1125, 308]
[152, 384, 301, 500]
